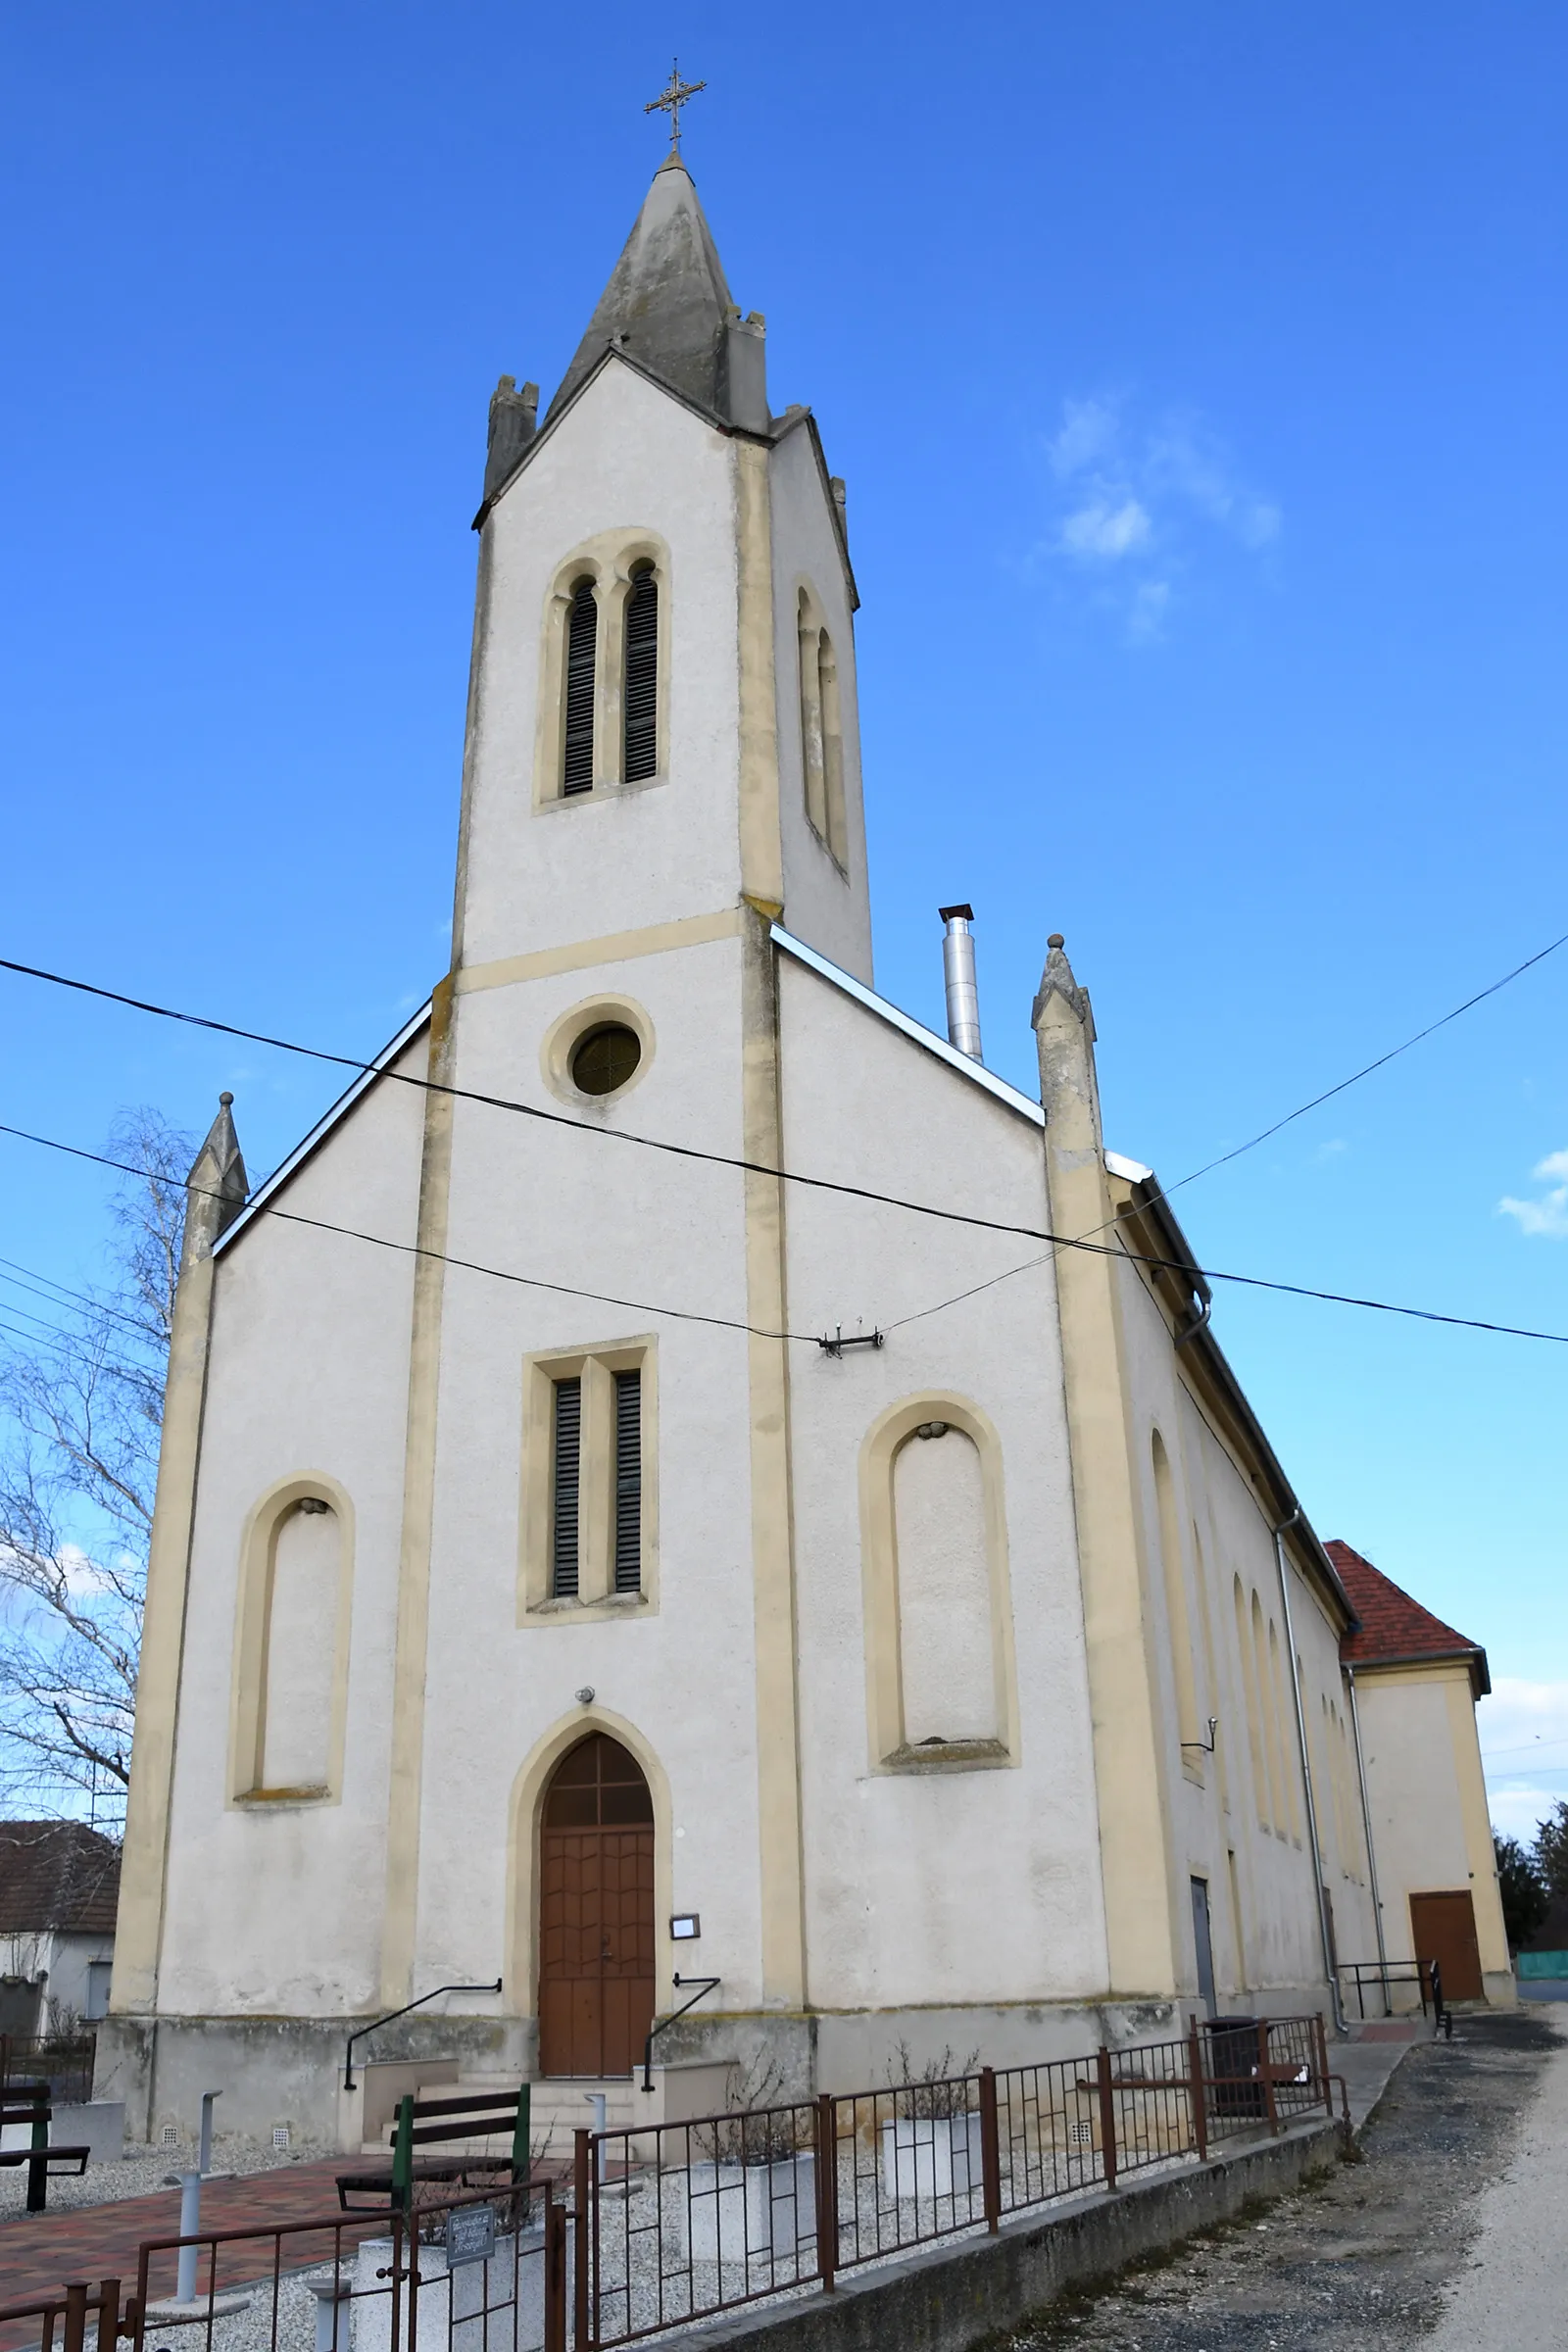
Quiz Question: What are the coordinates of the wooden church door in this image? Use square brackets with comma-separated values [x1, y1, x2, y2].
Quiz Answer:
[539, 1734, 656, 2077]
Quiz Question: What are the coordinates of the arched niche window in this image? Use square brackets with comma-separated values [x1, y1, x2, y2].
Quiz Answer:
[622, 564, 659, 782]
[859, 1396, 1017, 1770]
[1235, 1576, 1267, 1829]
[232, 1481, 353, 1803]
[798, 588, 848, 867]
[562, 578, 599, 796]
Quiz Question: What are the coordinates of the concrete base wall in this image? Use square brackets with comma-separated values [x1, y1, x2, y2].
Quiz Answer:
[94, 2014, 534, 2148]
[677, 2119, 1341, 2352]
[97, 1991, 1339, 2152]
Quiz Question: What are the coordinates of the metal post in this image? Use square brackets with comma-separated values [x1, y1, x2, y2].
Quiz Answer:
[1095, 2049, 1118, 2190]
[978, 2069, 1002, 2231]
[94, 2280, 121, 2352]
[26, 2087, 49, 2213]
[174, 2174, 202, 2304]
[572, 2130, 592, 2352]
[544, 2187, 566, 2352]
[1313, 2015, 1333, 2119]
[813, 2095, 838, 2291]
[62, 2283, 89, 2352]
[1257, 2023, 1280, 2135]
[1187, 2023, 1208, 2160]
[585, 2091, 607, 2182]
[197, 2090, 221, 2178]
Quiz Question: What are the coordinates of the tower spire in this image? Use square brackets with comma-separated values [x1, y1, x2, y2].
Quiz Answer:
[544, 146, 766, 431]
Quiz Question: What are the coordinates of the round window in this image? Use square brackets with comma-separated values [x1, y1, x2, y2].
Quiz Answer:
[570, 1023, 642, 1096]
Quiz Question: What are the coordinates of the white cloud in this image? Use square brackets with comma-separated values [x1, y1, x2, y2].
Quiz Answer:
[1127, 580, 1171, 643]
[1048, 396, 1120, 479]
[1060, 497, 1152, 560]
[1040, 394, 1279, 638]
[58, 1544, 113, 1596]
[1498, 1147, 1568, 1237]
[1314, 1137, 1348, 1162]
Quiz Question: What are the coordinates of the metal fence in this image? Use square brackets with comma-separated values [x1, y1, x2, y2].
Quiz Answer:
[576, 2014, 1344, 2348]
[6, 2018, 1341, 2352]
[120, 2180, 566, 2352]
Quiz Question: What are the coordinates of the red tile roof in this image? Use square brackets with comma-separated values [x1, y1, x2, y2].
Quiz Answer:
[0, 1821, 121, 1935]
[1327, 1541, 1490, 1695]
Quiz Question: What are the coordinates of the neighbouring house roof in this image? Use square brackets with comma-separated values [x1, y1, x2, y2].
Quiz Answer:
[0, 1822, 122, 1936]
[1328, 1540, 1491, 1696]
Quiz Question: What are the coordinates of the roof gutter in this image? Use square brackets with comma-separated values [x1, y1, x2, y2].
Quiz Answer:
[1273, 1506, 1348, 2032]
[1345, 1663, 1391, 1980]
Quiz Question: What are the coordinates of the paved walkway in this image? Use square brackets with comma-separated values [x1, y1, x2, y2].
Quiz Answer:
[1424, 2001, 1568, 2349]
[0, 2160, 363, 2340]
[996, 2006, 1565, 2350]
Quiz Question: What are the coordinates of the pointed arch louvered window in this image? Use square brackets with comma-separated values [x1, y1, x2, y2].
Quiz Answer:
[562, 580, 598, 795]
[622, 566, 659, 783]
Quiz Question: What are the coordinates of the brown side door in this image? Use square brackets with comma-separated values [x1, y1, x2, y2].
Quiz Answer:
[539, 1734, 656, 2077]
[1409, 1889, 1484, 2002]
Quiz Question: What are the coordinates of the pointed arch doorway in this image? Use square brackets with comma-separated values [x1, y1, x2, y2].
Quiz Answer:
[539, 1733, 657, 2078]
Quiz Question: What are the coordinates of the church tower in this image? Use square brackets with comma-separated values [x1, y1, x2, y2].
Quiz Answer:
[453, 149, 871, 987]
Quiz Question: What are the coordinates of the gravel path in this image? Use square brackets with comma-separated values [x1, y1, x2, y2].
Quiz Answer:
[987, 2006, 1566, 2351]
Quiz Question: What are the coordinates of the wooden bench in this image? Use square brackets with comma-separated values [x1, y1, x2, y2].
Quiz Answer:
[337, 2084, 531, 2213]
[0, 2082, 91, 2213]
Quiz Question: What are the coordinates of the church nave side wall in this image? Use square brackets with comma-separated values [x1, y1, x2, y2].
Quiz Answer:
[776, 953, 1110, 2034]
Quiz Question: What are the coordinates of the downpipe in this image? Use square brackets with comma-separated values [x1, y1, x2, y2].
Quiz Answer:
[1273, 1508, 1348, 2034]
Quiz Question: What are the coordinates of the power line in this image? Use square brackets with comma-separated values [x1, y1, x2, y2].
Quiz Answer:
[4, 1112, 1568, 1350]
[0, 1121, 813, 1346]
[1089, 920, 1568, 1232]
[0, 1258, 149, 1337]
[4, 929, 1565, 1284]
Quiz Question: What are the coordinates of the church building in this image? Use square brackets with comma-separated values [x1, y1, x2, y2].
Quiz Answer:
[102, 136, 1511, 2146]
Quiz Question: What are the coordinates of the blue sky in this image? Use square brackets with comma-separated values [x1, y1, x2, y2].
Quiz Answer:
[2, 3, 1564, 1838]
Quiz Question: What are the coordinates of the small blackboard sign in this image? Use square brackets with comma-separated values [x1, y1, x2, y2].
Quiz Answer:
[445, 2202, 496, 2270]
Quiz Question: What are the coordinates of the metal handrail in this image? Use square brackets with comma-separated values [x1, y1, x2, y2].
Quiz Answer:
[640, 1973, 719, 2091]
[342, 1980, 503, 2090]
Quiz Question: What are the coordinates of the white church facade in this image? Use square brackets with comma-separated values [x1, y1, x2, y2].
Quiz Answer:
[101, 148, 1508, 2146]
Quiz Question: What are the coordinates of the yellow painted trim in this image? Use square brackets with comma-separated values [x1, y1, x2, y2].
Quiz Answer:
[503, 1706, 674, 2031]
[517, 1337, 661, 1623]
[1443, 1672, 1512, 1976]
[379, 979, 458, 2006]
[858, 1392, 1020, 1773]
[456, 908, 745, 998]
[735, 442, 783, 909]
[1035, 990, 1177, 1998]
[228, 1471, 356, 1804]
[741, 911, 806, 2005]
[109, 1121, 236, 2013]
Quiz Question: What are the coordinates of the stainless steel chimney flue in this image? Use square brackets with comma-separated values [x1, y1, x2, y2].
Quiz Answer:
[939, 905, 983, 1060]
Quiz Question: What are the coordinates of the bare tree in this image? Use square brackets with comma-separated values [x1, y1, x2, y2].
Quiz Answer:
[0, 1110, 191, 1827]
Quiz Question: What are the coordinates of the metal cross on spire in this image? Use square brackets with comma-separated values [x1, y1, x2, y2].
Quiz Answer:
[644, 59, 707, 154]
